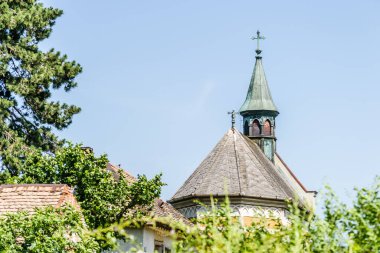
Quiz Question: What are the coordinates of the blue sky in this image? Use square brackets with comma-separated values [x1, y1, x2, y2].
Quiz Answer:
[41, 0, 380, 204]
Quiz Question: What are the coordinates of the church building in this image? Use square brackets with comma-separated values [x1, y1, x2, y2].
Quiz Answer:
[169, 31, 316, 225]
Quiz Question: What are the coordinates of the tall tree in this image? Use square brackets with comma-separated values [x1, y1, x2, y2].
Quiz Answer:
[0, 0, 81, 171]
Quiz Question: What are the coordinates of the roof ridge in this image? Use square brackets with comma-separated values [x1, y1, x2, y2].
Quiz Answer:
[172, 129, 238, 199]
[232, 130, 242, 194]
[238, 133, 287, 198]
[240, 134, 294, 199]
[106, 163, 137, 183]
[172, 130, 232, 198]
[275, 153, 308, 192]
[0, 184, 68, 188]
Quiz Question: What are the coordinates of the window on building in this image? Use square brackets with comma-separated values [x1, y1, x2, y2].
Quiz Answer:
[252, 120, 260, 136]
[263, 120, 271, 136]
[154, 240, 164, 253]
[244, 121, 249, 135]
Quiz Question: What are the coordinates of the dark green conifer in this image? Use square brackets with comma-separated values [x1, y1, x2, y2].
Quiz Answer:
[0, 0, 81, 171]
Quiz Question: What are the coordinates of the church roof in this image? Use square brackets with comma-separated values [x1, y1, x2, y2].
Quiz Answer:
[239, 53, 278, 113]
[171, 129, 301, 203]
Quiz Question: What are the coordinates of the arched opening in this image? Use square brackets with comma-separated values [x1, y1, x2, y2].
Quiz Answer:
[252, 120, 260, 136]
[244, 121, 249, 135]
[263, 120, 271, 136]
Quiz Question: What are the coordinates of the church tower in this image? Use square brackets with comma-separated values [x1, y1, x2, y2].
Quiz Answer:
[169, 32, 316, 224]
[240, 31, 278, 162]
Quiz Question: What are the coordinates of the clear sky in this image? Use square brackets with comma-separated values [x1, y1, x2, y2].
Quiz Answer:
[41, 0, 380, 204]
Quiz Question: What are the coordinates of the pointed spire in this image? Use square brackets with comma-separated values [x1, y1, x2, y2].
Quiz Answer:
[240, 31, 278, 114]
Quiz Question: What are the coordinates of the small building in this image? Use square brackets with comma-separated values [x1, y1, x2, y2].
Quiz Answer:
[107, 163, 192, 252]
[117, 198, 191, 253]
[169, 32, 316, 225]
[0, 169, 190, 253]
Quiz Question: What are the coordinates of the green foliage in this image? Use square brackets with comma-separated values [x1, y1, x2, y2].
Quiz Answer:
[0, 0, 82, 171]
[119, 177, 379, 253]
[0, 144, 165, 230]
[0, 205, 99, 252]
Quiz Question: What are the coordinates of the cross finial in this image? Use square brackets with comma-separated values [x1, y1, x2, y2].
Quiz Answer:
[227, 110, 237, 129]
[251, 30, 265, 55]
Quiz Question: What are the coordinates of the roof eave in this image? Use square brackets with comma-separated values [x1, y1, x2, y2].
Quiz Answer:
[169, 194, 291, 206]
[240, 109, 279, 117]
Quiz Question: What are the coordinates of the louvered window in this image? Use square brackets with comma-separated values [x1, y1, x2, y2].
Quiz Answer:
[263, 120, 271, 136]
[244, 121, 249, 135]
[252, 120, 260, 136]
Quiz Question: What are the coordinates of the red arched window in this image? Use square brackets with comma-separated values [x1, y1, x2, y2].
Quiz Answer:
[252, 120, 260, 136]
[263, 120, 271, 136]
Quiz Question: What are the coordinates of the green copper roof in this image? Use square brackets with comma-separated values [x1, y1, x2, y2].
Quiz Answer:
[239, 53, 278, 113]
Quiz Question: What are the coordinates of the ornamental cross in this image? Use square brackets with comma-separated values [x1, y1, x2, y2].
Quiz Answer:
[227, 110, 237, 129]
[251, 30, 265, 51]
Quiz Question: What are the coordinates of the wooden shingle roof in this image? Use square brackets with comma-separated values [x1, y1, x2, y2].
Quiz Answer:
[170, 129, 307, 205]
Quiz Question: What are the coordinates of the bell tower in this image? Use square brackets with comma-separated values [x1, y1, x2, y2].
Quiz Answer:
[239, 31, 279, 161]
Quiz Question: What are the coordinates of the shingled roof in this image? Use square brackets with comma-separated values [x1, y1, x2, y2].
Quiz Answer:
[171, 129, 304, 204]
[0, 184, 78, 215]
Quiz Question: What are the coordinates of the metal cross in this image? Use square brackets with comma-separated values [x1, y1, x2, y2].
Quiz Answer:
[227, 110, 237, 128]
[251, 30, 265, 51]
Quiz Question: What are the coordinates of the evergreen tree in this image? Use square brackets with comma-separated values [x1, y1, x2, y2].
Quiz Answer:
[0, 0, 81, 171]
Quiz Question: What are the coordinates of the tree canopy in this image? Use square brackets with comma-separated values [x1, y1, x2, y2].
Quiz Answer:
[0, 144, 165, 229]
[0, 0, 81, 171]
[0, 1, 166, 244]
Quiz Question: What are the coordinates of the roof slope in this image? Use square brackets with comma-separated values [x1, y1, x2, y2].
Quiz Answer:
[171, 129, 298, 202]
[0, 184, 78, 215]
[152, 199, 193, 226]
[107, 163, 191, 225]
[239, 56, 278, 113]
[106, 162, 137, 183]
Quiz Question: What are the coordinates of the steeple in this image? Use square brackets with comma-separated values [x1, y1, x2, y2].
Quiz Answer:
[240, 31, 278, 114]
[240, 31, 279, 161]
[169, 33, 316, 221]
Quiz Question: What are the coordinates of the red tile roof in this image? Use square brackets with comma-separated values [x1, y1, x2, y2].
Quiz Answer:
[0, 184, 79, 215]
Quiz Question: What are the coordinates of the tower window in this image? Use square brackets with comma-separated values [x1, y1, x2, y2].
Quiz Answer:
[252, 120, 260, 136]
[263, 120, 271, 136]
[244, 121, 249, 135]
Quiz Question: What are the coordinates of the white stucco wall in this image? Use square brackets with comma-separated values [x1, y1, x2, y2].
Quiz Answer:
[143, 227, 172, 252]
[142, 228, 155, 252]
[103, 227, 172, 253]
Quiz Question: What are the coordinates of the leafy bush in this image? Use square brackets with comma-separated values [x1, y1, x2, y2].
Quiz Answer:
[0, 205, 99, 253]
